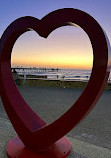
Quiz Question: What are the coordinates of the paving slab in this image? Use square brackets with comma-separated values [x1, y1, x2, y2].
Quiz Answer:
[0, 86, 111, 157]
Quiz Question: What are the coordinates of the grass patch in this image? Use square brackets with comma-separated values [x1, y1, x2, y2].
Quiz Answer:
[18, 78, 111, 90]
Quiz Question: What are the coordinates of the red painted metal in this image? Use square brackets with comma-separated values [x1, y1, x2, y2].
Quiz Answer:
[7, 136, 71, 158]
[0, 8, 110, 157]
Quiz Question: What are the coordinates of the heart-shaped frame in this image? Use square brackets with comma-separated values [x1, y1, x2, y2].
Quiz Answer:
[0, 8, 110, 157]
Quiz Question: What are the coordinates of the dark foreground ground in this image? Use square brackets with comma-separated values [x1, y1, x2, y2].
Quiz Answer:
[0, 86, 111, 158]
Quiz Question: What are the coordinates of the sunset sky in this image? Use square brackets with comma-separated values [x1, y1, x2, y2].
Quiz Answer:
[0, 0, 111, 69]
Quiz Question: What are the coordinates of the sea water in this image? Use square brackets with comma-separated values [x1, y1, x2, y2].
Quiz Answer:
[15, 68, 111, 82]
[46, 69, 91, 81]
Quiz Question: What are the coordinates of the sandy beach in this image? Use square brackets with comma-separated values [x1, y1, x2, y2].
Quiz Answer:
[0, 85, 111, 158]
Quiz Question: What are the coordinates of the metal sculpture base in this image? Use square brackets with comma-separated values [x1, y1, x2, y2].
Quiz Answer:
[7, 136, 71, 158]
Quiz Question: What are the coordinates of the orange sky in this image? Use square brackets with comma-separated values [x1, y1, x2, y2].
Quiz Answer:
[11, 25, 93, 69]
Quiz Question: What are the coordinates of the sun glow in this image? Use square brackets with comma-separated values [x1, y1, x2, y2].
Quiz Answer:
[11, 26, 93, 69]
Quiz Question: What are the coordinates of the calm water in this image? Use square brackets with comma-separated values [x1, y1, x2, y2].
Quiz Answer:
[15, 68, 111, 82]
[46, 69, 91, 81]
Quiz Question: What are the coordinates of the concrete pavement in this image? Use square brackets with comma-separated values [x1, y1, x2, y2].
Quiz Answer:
[0, 86, 111, 157]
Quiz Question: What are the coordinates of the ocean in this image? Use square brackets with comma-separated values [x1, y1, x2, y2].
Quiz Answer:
[14, 68, 111, 82]
[44, 69, 91, 81]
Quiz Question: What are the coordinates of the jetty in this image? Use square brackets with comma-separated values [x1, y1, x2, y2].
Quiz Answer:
[11, 67, 60, 74]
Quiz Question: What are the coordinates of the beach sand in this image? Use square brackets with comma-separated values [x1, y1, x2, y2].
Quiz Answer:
[0, 86, 111, 157]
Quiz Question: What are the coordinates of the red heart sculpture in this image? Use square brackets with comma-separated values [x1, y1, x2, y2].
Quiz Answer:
[0, 8, 110, 158]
